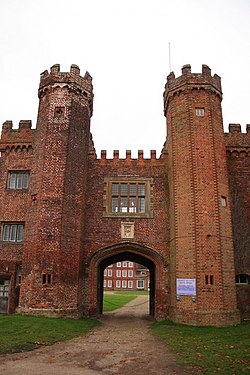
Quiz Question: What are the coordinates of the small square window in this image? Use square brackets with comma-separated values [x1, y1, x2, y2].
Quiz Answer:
[196, 108, 204, 117]
[42, 273, 52, 285]
[54, 106, 65, 119]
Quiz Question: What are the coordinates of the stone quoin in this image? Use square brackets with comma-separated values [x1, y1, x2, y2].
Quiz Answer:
[0, 64, 249, 325]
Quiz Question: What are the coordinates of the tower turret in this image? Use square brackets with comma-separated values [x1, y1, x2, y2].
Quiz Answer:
[164, 64, 240, 325]
[18, 64, 93, 316]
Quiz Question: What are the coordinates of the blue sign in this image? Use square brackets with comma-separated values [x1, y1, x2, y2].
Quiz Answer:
[176, 278, 196, 296]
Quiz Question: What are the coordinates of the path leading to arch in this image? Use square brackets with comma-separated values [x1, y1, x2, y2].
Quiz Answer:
[0, 295, 190, 375]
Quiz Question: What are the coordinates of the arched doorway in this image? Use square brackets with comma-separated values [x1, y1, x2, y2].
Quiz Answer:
[86, 242, 168, 319]
[99, 251, 155, 316]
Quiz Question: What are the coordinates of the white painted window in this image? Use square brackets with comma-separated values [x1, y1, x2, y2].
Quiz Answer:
[122, 261, 127, 267]
[128, 270, 133, 277]
[128, 262, 133, 268]
[137, 280, 144, 289]
[108, 280, 112, 288]
[108, 269, 112, 277]
[122, 270, 127, 277]
[2, 223, 24, 243]
[122, 280, 127, 288]
[117, 262, 121, 267]
[116, 270, 121, 277]
[195, 108, 204, 117]
[128, 280, 133, 289]
[8, 171, 30, 190]
[116, 280, 121, 288]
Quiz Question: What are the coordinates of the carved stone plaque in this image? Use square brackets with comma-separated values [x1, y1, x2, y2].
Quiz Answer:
[121, 222, 134, 239]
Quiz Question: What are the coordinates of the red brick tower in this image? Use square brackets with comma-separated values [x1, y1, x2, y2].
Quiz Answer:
[164, 64, 240, 325]
[18, 64, 93, 315]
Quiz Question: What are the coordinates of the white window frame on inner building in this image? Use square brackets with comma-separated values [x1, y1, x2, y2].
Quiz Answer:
[116, 280, 121, 288]
[128, 280, 133, 289]
[107, 269, 112, 277]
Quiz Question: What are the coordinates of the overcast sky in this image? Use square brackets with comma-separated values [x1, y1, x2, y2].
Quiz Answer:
[0, 0, 249, 158]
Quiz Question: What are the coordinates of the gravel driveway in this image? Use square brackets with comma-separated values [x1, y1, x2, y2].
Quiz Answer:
[0, 295, 189, 374]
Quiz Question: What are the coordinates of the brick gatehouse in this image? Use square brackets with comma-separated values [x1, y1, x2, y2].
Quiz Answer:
[0, 64, 249, 325]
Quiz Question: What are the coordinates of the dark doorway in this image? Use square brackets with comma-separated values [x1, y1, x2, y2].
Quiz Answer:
[97, 251, 155, 317]
[0, 278, 10, 313]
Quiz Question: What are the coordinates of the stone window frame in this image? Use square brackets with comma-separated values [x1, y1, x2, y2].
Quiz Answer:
[7, 170, 30, 190]
[195, 107, 205, 117]
[103, 177, 153, 218]
[1, 222, 24, 243]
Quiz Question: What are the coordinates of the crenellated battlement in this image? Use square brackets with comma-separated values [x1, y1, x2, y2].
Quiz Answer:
[39, 64, 94, 114]
[224, 124, 250, 153]
[164, 64, 222, 114]
[0, 120, 36, 154]
[98, 149, 160, 163]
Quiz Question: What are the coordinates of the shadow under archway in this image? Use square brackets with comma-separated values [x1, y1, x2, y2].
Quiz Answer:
[98, 251, 155, 317]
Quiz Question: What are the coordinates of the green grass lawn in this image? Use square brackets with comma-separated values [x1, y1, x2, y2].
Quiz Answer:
[152, 320, 250, 374]
[0, 315, 99, 354]
[112, 290, 149, 296]
[103, 292, 138, 311]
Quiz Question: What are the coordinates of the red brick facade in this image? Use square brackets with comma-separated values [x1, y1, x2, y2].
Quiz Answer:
[103, 262, 150, 291]
[0, 64, 249, 325]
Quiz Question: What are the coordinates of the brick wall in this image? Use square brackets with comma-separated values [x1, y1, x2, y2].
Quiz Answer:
[225, 124, 250, 319]
[0, 120, 35, 312]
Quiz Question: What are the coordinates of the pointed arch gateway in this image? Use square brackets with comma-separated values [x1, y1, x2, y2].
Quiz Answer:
[85, 242, 169, 319]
